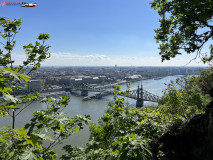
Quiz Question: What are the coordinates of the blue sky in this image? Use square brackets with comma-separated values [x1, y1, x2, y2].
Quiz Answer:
[0, 0, 208, 66]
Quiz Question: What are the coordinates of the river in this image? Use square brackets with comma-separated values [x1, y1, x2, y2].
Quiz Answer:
[0, 75, 182, 151]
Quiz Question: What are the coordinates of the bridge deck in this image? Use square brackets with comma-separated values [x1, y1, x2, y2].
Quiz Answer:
[66, 84, 160, 103]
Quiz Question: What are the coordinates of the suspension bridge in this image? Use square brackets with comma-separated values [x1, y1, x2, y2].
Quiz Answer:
[64, 83, 161, 107]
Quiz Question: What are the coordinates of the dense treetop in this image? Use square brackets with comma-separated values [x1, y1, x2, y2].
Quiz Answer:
[151, 0, 213, 62]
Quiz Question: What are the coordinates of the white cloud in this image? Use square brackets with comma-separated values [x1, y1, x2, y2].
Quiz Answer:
[12, 53, 27, 65]
[12, 52, 208, 66]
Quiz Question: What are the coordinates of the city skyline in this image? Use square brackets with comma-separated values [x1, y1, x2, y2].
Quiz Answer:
[1, 0, 209, 66]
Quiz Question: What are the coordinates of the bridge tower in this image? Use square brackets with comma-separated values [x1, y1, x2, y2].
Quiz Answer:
[81, 83, 88, 96]
[136, 84, 144, 108]
[81, 90, 88, 96]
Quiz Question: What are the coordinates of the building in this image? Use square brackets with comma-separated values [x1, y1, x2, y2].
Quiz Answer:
[27, 80, 42, 92]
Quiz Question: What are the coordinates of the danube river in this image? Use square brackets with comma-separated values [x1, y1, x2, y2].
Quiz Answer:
[0, 75, 182, 149]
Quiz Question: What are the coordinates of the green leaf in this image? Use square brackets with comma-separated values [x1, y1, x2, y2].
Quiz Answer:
[27, 135, 43, 148]
[3, 95, 18, 103]
[75, 128, 79, 133]
[2, 68, 19, 80]
[19, 74, 30, 82]
[22, 151, 38, 160]
[38, 33, 50, 40]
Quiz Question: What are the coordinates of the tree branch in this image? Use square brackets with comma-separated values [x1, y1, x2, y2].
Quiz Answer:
[0, 41, 5, 46]
[15, 100, 34, 117]
[42, 131, 63, 154]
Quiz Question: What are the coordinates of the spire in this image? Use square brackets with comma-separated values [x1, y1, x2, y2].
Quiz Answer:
[140, 83, 143, 99]
[137, 84, 139, 99]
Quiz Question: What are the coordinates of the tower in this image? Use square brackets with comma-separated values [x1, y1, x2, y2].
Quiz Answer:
[136, 83, 144, 108]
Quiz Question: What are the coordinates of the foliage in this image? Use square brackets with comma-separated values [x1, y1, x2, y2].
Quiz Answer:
[150, 0, 213, 63]
[0, 17, 51, 119]
[159, 82, 203, 121]
[196, 67, 213, 94]
[62, 86, 172, 160]
[62, 72, 211, 159]
[0, 18, 90, 159]
[159, 73, 211, 122]
[0, 97, 90, 159]
[171, 68, 213, 95]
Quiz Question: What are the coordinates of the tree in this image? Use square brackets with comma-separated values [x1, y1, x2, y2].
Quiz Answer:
[0, 17, 52, 129]
[196, 67, 213, 94]
[150, 0, 213, 63]
[159, 78, 207, 121]
[152, 72, 213, 160]
[62, 85, 172, 160]
[0, 18, 90, 159]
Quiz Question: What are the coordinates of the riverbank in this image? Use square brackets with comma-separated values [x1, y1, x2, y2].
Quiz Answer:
[39, 91, 70, 99]
[0, 91, 71, 102]
[93, 76, 167, 89]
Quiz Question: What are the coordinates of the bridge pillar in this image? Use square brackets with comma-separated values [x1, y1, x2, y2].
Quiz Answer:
[81, 90, 88, 96]
[136, 99, 144, 108]
[95, 93, 102, 99]
[65, 88, 71, 92]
